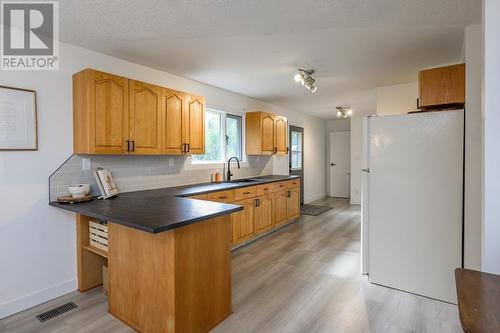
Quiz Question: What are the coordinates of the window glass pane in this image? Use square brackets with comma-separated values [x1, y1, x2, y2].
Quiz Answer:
[192, 111, 222, 162]
[225, 115, 242, 160]
[291, 131, 302, 169]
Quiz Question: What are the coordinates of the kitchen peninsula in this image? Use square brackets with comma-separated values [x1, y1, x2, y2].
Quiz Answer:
[50, 175, 300, 333]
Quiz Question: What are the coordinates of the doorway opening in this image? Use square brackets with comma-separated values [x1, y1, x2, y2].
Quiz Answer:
[289, 125, 304, 205]
[329, 131, 351, 198]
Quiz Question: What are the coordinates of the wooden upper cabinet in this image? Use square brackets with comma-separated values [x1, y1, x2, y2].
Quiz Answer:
[261, 113, 275, 154]
[245, 111, 275, 155]
[184, 95, 205, 155]
[274, 116, 288, 155]
[419, 63, 465, 109]
[129, 80, 162, 154]
[73, 68, 206, 155]
[162, 89, 185, 155]
[74, 69, 129, 154]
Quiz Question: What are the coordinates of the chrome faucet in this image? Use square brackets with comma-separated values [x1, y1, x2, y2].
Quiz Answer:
[226, 156, 240, 182]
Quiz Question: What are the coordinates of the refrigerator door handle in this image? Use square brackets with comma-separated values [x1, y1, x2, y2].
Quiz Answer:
[361, 168, 370, 173]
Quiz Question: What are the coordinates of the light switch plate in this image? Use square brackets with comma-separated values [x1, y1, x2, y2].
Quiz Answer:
[82, 157, 91, 170]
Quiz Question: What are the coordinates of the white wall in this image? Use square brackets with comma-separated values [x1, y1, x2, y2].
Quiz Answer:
[463, 24, 483, 270]
[0, 42, 327, 318]
[482, 0, 500, 274]
[273, 111, 327, 203]
[325, 112, 376, 205]
[376, 82, 418, 115]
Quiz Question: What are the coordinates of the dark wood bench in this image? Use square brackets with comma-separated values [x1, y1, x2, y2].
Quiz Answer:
[455, 268, 500, 333]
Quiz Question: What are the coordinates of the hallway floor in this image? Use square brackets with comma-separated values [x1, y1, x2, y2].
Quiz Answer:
[0, 198, 462, 333]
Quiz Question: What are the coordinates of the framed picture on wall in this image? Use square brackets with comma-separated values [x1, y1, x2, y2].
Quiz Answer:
[0, 86, 38, 151]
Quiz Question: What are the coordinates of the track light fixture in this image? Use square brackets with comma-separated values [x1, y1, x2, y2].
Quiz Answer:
[294, 69, 318, 93]
[336, 106, 353, 118]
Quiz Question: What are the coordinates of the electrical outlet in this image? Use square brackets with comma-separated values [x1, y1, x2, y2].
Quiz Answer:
[168, 157, 174, 166]
[82, 157, 91, 170]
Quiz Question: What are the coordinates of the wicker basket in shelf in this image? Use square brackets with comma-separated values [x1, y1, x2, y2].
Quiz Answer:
[89, 220, 108, 252]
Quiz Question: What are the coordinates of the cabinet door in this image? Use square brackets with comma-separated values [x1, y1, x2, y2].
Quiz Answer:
[129, 80, 162, 154]
[274, 190, 288, 227]
[261, 113, 275, 154]
[183, 95, 205, 155]
[274, 116, 288, 155]
[91, 70, 129, 154]
[162, 89, 185, 154]
[287, 188, 300, 221]
[419, 64, 465, 108]
[231, 198, 255, 245]
[254, 194, 273, 234]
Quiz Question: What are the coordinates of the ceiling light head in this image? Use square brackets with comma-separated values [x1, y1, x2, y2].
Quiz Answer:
[294, 69, 317, 93]
[304, 76, 315, 86]
[336, 106, 353, 118]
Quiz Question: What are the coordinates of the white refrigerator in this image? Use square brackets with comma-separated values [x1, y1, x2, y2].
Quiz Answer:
[361, 110, 464, 304]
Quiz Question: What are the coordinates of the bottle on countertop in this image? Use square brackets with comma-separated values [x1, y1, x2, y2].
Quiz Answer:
[214, 169, 222, 183]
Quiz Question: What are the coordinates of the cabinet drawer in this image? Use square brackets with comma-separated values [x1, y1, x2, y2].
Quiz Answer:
[256, 184, 273, 196]
[286, 179, 300, 189]
[207, 190, 235, 203]
[234, 187, 257, 201]
[274, 181, 288, 192]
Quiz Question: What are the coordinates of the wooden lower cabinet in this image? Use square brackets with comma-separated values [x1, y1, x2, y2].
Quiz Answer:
[231, 198, 255, 245]
[273, 190, 288, 227]
[287, 187, 300, 220]
[193, 179, 301, 248]
[108, 216, 231, 333]
[254, 194, 274, 235]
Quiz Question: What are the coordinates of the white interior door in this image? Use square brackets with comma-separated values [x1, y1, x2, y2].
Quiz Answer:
[329, 131, 351, 197]
[368, 110, 463, 303]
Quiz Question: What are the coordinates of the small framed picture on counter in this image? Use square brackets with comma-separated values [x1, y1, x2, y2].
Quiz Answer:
[0, 85, 38, 151]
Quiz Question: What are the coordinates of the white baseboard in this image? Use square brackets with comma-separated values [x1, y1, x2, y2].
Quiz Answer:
[0, 279, 77, 319]
[305, 193, 326, 204]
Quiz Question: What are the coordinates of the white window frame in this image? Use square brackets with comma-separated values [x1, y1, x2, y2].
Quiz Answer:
[187, 108, 247, 169]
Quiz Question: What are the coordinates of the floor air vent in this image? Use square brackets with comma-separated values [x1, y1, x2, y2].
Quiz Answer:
[36, 302, 77, 322]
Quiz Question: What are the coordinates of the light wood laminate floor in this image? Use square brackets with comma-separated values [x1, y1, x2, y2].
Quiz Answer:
[0, 198, 462, 333]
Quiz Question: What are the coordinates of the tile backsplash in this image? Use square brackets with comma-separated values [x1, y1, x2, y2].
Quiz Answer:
[49, 154, 273, 201]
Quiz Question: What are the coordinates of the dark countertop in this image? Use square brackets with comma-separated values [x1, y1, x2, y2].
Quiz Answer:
[49, 175, 300, 233]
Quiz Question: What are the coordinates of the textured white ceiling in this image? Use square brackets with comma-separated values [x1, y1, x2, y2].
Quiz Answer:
[59, 0, 481, 118]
